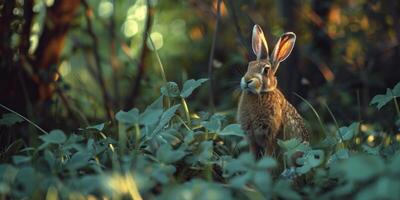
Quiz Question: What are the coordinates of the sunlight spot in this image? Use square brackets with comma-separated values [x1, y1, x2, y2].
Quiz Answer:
[29, 35, 38, 54]
[367, 135, 374, 143]
[45, 0, 55, 7]
[59, 61, 71, 77]
[133, 5, 147, 20]
[106, 173, 143, 200]
[123, 20, 139, 38]
[355, 137, 361, 144]
[45, 186, 58, 200]
[396, 134, 400, 142]
[148, 32, 164, 50]
[98, 1, 114, 18]
[32, 22, 40, 33]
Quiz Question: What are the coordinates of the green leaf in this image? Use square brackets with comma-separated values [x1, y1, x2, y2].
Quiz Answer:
[389, 153, 400, 174]
[161, 82, 180, 97]
[12, 155, 31, 165]
[116, 108, 139, 124]
[44, 150, 56, 170]
[277, 138, 302, 151]
[87, 123, 105, 131]
[156, 144, 186, 164]
[202, 114, 223, 132]
[392, 82, 400, 96]
[256, 157, 277, 169]
[151, 104, 180, 136]
[65, 152, 91, 170]
[218, 124, 245, 137]
[152, 164, 176, 184]
[230, 171, 252, 188]
[140, 96, 164, 126]
[253, 171, 272, 195]
[296, 150, 324, 174]
[336, 122, 360, 141]
[273, 179, 302, 200]
[0, 113, 24, 127]
[370, 89, 395, 110]
[180, 78, 208, 98]
[327, 148, 349, 166]
[39, 129, 66, 144]
[337, 154, 384, 182]
[362, 144, 381, 156]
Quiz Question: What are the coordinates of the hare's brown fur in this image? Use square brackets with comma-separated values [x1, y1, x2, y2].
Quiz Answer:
[238, 89, 309, 159]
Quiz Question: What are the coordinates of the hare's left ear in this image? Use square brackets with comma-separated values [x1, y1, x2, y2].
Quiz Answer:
[252, 24, 269, 61]
[271, 32, 296, 74]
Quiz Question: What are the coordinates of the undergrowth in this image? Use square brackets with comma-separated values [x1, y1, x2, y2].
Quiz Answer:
[0, 81, 399, 200]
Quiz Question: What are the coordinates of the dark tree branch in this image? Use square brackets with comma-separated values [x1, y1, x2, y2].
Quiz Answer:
[125, 0, 153, 109]
[82, 0, 114, 121]
[20, 0, 34, 56]
[109, 0, 121, 108]
[226, 0, 250, 54]
[207, 0, 222, 111]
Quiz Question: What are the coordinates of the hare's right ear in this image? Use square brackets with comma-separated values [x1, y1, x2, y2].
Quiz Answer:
[252, 25, 269, 61]
[271, 32, 296, 74]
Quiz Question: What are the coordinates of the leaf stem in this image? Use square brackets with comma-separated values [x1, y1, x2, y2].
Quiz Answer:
[0, 103, 48, 134]
[294, 93, 327, 136]
[181, 97, 191, 124]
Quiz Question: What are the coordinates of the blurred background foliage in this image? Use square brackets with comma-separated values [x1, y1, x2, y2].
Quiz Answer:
[1, 0, 400, 153]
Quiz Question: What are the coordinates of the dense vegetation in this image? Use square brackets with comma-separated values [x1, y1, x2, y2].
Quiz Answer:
[1, 0, 400, 199]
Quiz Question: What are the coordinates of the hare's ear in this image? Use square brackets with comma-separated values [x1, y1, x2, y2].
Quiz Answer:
[271, 32, 296, 73]
[252, 25, 269, 61]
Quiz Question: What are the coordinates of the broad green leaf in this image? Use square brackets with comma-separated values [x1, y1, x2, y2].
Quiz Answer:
[0, 113, 23, 127]
[336, 122, 359, 141]
[152, 164, 176, 184]
[151, 104, 180, 136]
[180, 78, 208, 98]
[39, 129, 66, 144]
[277, 138, 302, 151]
[392, 82, 400, 96]
[370, 89, 395, 110]
[65, 152, 91, 170]
[87, 123, 105, 131]
[388, 153, 400, 174]
[44, 150, 56, 170]
[337, 154, 384, 182]
[256, 157, 277, 169]
[14, 167, 36, 195]
[12, 155, 31, 165]
[296, 150, 324, 174]
[230, 171, 252, 188]
[140, 96, 164, 126]
[156, 179, 233, 200]
[273, 179, 302, 200]
[253, 171, 272, 195]
[160, 82, 180, 97]
[218, 124, 245, 137]
[362, 144, 381, 155]
[201, 114, 223, 132]
[116, 108, 139, 124]
[327, 148, 349, 166]
[354, 177, 399, 200]
[156, 144, 186, 164]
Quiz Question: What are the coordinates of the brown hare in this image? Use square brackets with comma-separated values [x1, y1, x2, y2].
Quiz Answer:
[237, 25, 310, 162]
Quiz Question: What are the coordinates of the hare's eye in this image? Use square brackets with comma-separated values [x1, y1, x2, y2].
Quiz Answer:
[261, 67, 268, 75]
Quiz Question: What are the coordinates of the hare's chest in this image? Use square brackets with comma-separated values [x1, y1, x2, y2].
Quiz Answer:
[247, 104, 283, 134]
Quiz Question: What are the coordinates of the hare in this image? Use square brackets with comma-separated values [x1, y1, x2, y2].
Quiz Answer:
[237, 25, 310, 161]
